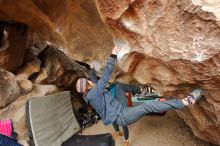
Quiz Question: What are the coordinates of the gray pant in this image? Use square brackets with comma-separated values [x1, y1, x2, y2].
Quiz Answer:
[115, 99, 184, 126]
[114, 83, 141, 107]
[112, 83, 140, 140]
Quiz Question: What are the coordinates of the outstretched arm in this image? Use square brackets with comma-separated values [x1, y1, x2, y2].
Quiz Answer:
[95, 47, 120, 93]
[90, 63, 98, 83]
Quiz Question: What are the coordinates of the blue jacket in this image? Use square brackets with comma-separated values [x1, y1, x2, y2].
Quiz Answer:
[84, 56, 122, 125]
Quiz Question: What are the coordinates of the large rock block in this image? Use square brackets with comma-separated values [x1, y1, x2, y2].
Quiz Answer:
[0, 69, 34, 108]
[95, 0, 220, 144]
[33, 47, 88, 89]
[96, 0, 220, 62]
[0, 23, 27, 71]
[0, 69, 21, 108]
[0, 0, 114, 66]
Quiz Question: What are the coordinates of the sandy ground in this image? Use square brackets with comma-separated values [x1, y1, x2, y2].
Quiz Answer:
[82, 111, 216, 146]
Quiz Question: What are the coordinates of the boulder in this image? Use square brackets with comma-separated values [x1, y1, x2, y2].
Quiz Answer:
[0, 69, 21, 108]
[95, 0, 220, 144]
[17, 80, 33, 95]
[16, 59, 41, 80]
[0, 23, 27, 71]
[34, 47, 88, 89]
[0, 0, 114, 67]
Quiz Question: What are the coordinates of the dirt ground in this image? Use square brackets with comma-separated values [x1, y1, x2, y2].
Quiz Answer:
[83, 111, 216, 146]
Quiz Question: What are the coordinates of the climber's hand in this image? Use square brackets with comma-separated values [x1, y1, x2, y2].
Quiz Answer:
[112, 46, 121, 55]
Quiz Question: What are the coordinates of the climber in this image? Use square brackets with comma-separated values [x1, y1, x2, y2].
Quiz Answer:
[75, 46, 203, 146]
[90, 61, 140, 144]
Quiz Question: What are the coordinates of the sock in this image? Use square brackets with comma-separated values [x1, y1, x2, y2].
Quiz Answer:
[182, 98, 189, 106]
[182, 95, 196, 106]
[124, 139, 129, 142]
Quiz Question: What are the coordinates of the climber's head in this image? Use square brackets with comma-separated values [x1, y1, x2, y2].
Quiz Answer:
[76, 78, 93, 94]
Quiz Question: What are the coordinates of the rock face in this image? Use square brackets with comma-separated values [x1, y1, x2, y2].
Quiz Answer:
[0, 69, 33, 108]
[95, 0, 220, 144]
[34, 47, 88, 89]
[0, 0, 220, 145]
[14, 46, 89, 90]
[0, 69, 21, 108]
[119, 52, 220, 144]
[0, 23, 27, 71]
[96, 0, 220, 62]
[0, 0, 114, 71]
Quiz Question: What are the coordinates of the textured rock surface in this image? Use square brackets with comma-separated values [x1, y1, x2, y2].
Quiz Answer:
[96, 0, 220, 63]
[95, 0, 220, 144]
[0, 0, 114, 70]
[0, 69, 22, 108]
[16, 59, 41, 80]
[33, 47, 88, 89]
[0, 68, 34, 109]
[0, 23, 27, 71]
[119, 52, 220, 144]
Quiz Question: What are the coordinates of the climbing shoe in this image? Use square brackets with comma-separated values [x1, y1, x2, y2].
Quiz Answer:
[124, 140, 129, 146]
[186, 88, 203, 105]
[112, 131, 122, 140]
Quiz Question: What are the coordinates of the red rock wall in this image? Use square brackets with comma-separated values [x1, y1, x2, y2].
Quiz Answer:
[95, 0, 220, 144]
[0, 23, 27, 71]
[0, 0, 114, 71]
